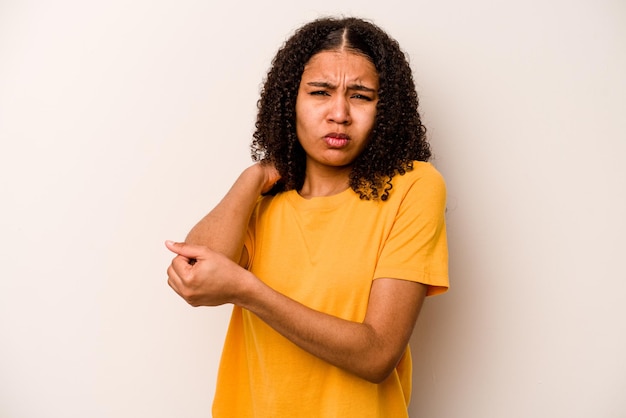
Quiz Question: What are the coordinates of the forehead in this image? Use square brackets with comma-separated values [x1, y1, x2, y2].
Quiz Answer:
[301, 50, 379, 82]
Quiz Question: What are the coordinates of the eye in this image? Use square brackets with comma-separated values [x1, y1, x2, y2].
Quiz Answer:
[309, 90, 329, 96]
[351, 94, 373, 101]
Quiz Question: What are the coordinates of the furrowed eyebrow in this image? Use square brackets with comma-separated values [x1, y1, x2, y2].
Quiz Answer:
[349, 84, 377, 93]
[306, 81, 335, 89]
[306, 81, 377, 93]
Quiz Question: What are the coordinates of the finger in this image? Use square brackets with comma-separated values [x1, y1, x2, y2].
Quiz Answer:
[165, 240, 204, 260]
[167, 263, 198, 306]
[167, 264, 183, 295]
[169, 254, 195, 280]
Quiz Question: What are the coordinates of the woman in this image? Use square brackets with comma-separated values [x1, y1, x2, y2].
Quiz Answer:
[166, 16, 448, 417]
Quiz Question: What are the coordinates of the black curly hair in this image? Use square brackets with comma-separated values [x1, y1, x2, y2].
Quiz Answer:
[251, 16, 431, 200]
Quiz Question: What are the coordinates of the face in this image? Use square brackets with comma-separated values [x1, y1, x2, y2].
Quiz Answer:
[295, 50, 379, 172]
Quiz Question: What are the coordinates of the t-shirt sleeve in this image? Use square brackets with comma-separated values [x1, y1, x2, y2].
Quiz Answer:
[373, 166, 449, 296]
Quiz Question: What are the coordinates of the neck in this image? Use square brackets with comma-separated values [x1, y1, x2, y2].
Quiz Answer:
[299, 165, 351, 199]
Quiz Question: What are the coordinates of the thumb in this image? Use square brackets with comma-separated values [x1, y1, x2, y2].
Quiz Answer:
[165, 240, 204, 259]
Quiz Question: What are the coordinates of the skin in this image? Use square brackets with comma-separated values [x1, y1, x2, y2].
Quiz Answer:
[295, 50, 379, 197]
[166, 50, 427, 384]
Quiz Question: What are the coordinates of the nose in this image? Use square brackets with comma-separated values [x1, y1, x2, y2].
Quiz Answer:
[327, 95, 351, 125]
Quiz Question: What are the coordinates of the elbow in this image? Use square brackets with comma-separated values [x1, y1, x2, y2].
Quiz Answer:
[358, 354, 402, 384]
[361, 366, 396, 384]
[351, 332, 409, 384]
[364, 372, 392, 385]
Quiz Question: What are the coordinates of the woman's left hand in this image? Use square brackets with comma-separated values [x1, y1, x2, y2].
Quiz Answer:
[165, 240, 251, 307]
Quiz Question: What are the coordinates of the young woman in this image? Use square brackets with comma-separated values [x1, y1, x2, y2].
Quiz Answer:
[166, 16, 449, 417]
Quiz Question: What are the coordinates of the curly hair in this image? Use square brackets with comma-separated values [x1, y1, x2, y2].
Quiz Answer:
[251, 16, 431, 200]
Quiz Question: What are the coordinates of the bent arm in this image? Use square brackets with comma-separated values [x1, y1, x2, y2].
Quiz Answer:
[185, 163, 279, 263]
[166, 241, 426, 384]
[238, 272, 427, 383]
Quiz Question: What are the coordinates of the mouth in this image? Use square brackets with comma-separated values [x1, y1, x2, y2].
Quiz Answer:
[324, 133, 349, 148]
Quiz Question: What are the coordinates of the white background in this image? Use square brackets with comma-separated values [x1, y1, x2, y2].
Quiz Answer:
[1, 1, 624, 417]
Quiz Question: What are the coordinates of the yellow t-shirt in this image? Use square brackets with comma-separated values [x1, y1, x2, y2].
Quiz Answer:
[212, 161, 449, 417]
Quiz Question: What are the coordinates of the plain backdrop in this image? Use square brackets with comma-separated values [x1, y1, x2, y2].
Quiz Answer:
[1, 1, 624, 417]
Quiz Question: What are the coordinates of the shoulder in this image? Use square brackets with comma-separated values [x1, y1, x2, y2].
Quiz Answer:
[392, 161, 446, 198]
[401, 161, 445, 182]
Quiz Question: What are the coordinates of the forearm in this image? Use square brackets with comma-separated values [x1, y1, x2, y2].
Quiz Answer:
[166, 240, 426, 383]
[236, 272, 425, 383]
[185, 164, 267, 262]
